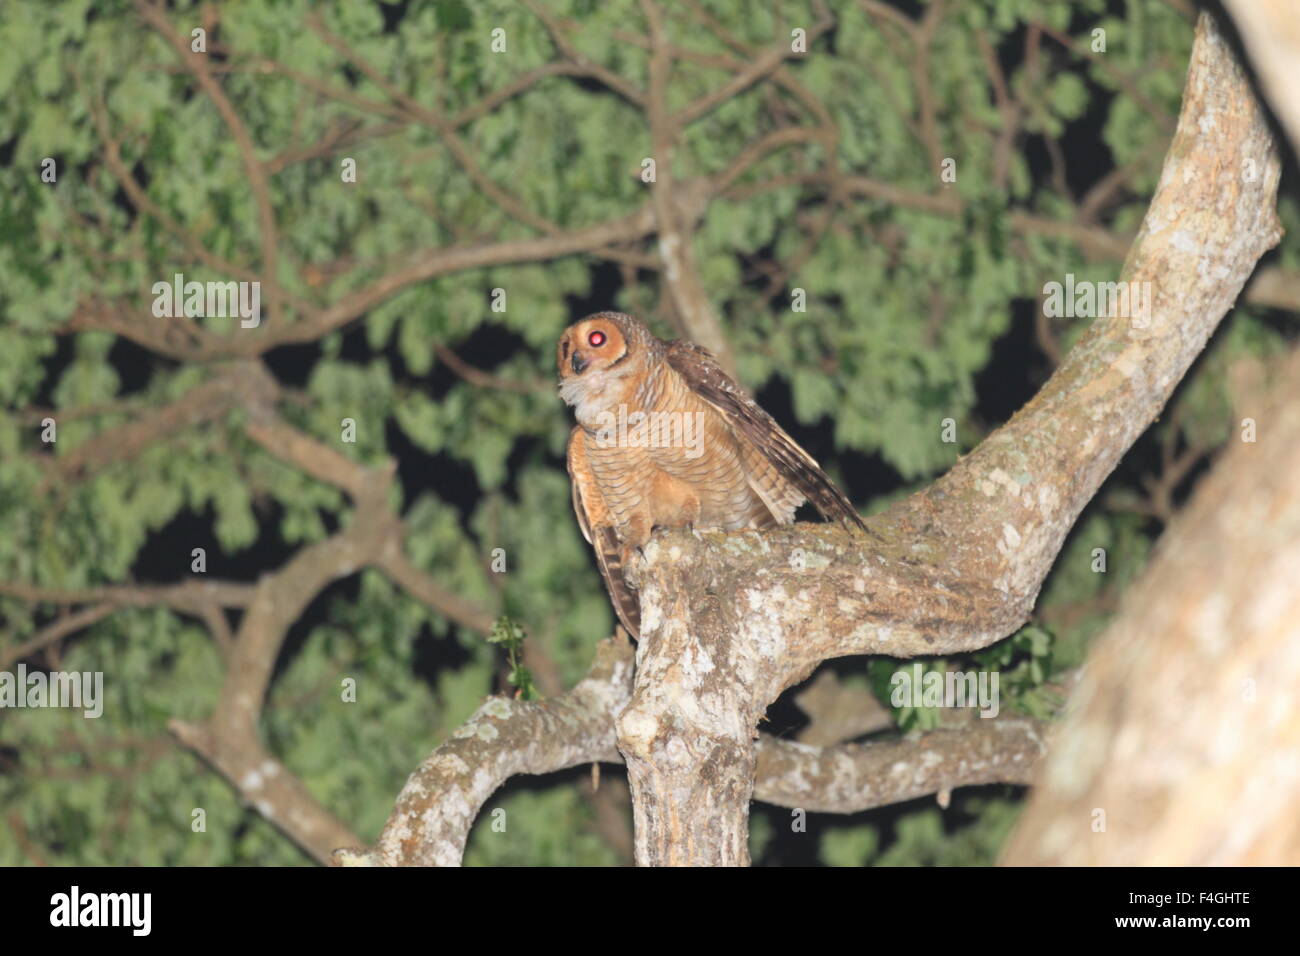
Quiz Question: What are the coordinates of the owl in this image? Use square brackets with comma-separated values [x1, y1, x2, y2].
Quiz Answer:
[558, 311, 865, 638]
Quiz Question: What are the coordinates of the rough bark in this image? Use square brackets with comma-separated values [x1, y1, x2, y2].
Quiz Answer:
[1222, 0, 1300, 156]
[352, 635, 1046, 864]
[619, 11, 1281, 865]
[998, 0, 1300, 865]
[1002, 344, 1300, 865]
[754, 716, 1045, 813]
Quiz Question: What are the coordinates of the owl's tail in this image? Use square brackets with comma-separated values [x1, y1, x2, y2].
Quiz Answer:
[595, 526, 642, 640]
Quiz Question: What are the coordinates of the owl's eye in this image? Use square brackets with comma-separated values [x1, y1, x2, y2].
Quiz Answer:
[588, 330, 607, 347]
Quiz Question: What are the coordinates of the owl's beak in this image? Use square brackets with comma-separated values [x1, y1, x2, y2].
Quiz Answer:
[571, 351, 589, 375]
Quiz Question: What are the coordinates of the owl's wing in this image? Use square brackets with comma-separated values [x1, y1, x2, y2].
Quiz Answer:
[666, 340, 866, 530]
[567, 427, 642, 638]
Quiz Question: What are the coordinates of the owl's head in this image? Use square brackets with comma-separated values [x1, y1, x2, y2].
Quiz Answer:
[556, 312, 654, 422]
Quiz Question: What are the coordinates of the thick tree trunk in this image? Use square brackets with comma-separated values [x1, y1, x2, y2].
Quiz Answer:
[617, 566, 764, 866]
[619, 11, 1281, 866]
[1000, 0, 1300, 869]
[1003, 346, 1300, 865]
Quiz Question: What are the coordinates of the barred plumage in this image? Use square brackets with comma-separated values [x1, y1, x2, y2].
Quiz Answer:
[558, 311, 864, 638]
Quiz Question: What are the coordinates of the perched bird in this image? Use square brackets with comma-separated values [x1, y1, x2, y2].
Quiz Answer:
[557, 311, 865, 638]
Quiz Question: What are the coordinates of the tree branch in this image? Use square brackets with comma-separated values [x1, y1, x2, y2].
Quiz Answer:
[349, 640, 1043, 864]
[1222, 0, 1300, 157]
[136, 0, 283, 322]
[168, 406, 407, 862]
[340, 634, 638, 866]
[618, 10, 1282, 866]
[754, 716, 1045, 813]
[0, 604, 116, 670]
[641, 0, 737, 376]
[1003, 344, 1300, 865]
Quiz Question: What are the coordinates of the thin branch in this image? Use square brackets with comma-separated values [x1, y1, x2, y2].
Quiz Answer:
[265, 119, 407, 175]
[305, 10, 558, 237]
[1, 604, 116, 670]
[35, 361, 278, 487]
[170, 412, 401, 862]
[641, 0, 736, 374]
[975, 28, 1019, 192]
[1032, 19, 1177, 134]
[519, 0, 647, 107]
[671, 12, 832, 129]
[433, 345, 550, 395]
[378, 550, 497, 636]
[0, 580, 256, 611]
[136, 0, 282, 321]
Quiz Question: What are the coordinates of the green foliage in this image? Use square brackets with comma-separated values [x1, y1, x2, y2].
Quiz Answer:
[821, 793, 1024, 866]
[0, 0, 1294, 868]
[463, 785, 621, 867]
[487, 615, 537, 701]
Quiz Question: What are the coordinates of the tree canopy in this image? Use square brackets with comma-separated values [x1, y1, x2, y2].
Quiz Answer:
[1, 0, 1296, 866]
